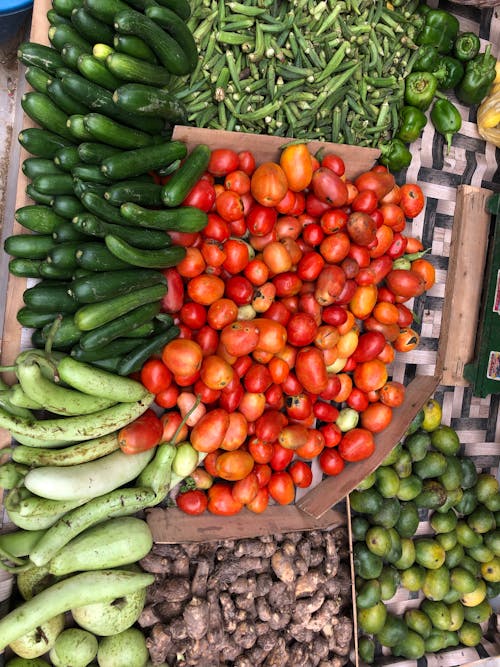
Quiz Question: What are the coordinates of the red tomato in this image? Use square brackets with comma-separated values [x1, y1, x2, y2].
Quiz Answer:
[394, 327, 420, 352]
[352, 189, 378, 214]
[246, 204, 277, 237]
[353, 359, 388, 393]
[215, 190, 244, 222]
[162, 339, 203, 377]
[255, 409, 287, 443]
[243, 364, 272, 393]
[220, 321, 260, 356]
[194, 325, 219, 357]
[187, 274, 225, 305]
[319, 422, 342, 448]
[289, 461, 313, 488]
[207, 483, 243, 515]
[190, 409, 230, 453]
[319, 448, 345, 475]
[379, 381, 406, 407]
[220, 411, 248, 451]
[268, 471, 295, 505]
[351, 331, 386, 363]
[399, 183, 425, 218]
[246, 486, 269, 513]
[349, 284, 378, 320]
[302, 222, 324, 247]
[322, 304, 348, 327]
[202, 213, 231, 241]
[338, 428, 375, 461]
[275, 190, 298, 215]
[262, 241, 293, 274]
[346, 212, 377, 246]
[354, 170, 395, 201]
[313, 401, 339, 422]
[321, 153, 345, 176]
[238, 150, 256, 176]
[225, 169, 250, 195]
[180, 302, 207, 330]
[295, 429, 325, 459]
[232, 472, 259, 505]
[118, 409, 163, 455]
[207, 298, 238, 330]
[182, 179, 216, 212]
[176, 489, 208, 515]
[176, 247, 206, 278]
[311, 167, 348, 207]
[296, 251, 325, 282]
[411, 258, 436, 291]
[244, 258, 269, 286]
[160, 268, 184, 314]
[155, 384, 179, 409]
[269, 443, 294, 471]
[248, 437, 274, 464]
[222, 239, 250, 275]
[319, 232, 351, 264]
[140, 359, 172, 394]
[314, 265, 347, 305]
[160, 410, 189, 443]
[254, 463, 272, 488]
[200, 355, 234, 390]
[346, 387, 370, 412]
[238, 391, 266, 422]
[286, 312, 317, 346]
[380, 203, 405, 230]
[254, 318, 287, 354]
[295, 347, 329, 394]
[286, 393, 313, 421]
[203, 450, 221, 477]
[251, 161, 289, 207]
[208, 148, 240, 177]
[225, 275, 253, 305]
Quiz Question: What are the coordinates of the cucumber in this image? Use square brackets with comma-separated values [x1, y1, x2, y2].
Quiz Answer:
[75, 243, 130, 271]
[83, 0, 129, 25]
[77, 54, 121, 92]
[15, 205, 66, 234]
[72, 212, 172, 249]
[113, 8, 191, 76]
[54, 145, 81, 171]
[74, 283, 167, 331]
[78, 301, 161, 349]
[23, 283, 78, 313]
[22, 157, 64, 180]
[72, 178, 108, 199]
[92, 43, 114, 61]
[48, 24, 93, 54]
[9, 258, 42, 278]
[17, 307, 63, 329]
[71, 8, 115, 45]
[32, 174, 75, 196]
[71, 337, 147, 361]
[153, 0, 190, 20]
[52, 221, 88, 243]
[67, 115, 94, 142]
[117, 324, 179, 375]
[39, 261, 76, 280]
[105, 52, 171, 87]
[21, 92, 74, 140]
[60, 42, 91, 69]
[72, 164, 112, 184]
[104, 180, 162, 207]
[4, 234, 55, 259]
[26, 184, 54, 205]
[47, 242, 84, 270]
[119, 202, 207, 232]
[47, 10, 72, 27]
[77, 142, 121, 164]
[113, 83, 187, 122]
[53, 0, 84, 17]
[47, 78, 89, 116]
[161, 144, 211, 207]
[51, 195, 86, 219]
[83, 113, 158, 149]
[113, 34, 158, 65]
[40, 315, 83, 348]
[25, 66, 52, 93]
[80, 191, 127, 224]
[17, 42, 66, 74]
[100, 140, 186, 181]
[145, 5, 197, 73]
[69, 269, 166, 303]
[105, 234, 185, 269]
[18, 128, 74, 159]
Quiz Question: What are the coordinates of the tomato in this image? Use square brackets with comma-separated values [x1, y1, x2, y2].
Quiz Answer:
[187, 274, 225, 305]
[246, 486, 269, 513]
[252, 282, 276, 313]
[193, 379, 220, 405]
[190, 468, 213, 490]
[411, 258, 435, 291]
[262, 241, 292, 274]
[295, 347, 329, 394]
[180, 302, 207, 330]
[399, 183, 424, 218]
[205, 298, 237, 330]
[176, 246, 206, 278]
[295, 251, 324, 282]
[289, 460, 313, 488]
[222, 239, 250, 275]
[354, 170, 395, 201]
[395, 303, 413, 328]
[244, 258, 269, 286]
[140, 359, 172, 394]
[269, 443, 294, 471]
[385, 269, 426, 298]
[352, 189, 378, 214]
[285, 393, 312, 421]
[319, 231, 351, 264]
[215, 450, 254, 481]
[225, 275, 253, 305]
[162, 339, 203, 377]
[203, 450, 221, 477]
[369, 225, 394, 259]
[243, 364, 272, 393]
[394, 327, 420, 352]
[338, 428, 375, 462]
[349, 284, 378, 320]
[302, 222, 324, 247]
[346, 212, 377, 246]
[346, 387, 370, 412]
[373, 301, 399, 325]
[224, 169, 250, 195]
[405, 236, 424, 254]
[379, 380, 406, 407]
[353, 358, 388, 392]
[314, 265, 346, 305]
[118, 409, 163, 454]
[176, 489, 208, 515]
[219, 411, 248, 451]
[319, 422, 342, 448]
[254, 463, 272, 488]
[321, 153, 345, 176]
[182, 179, 216, 212]
[248, 437, 273, 464]
[351, 331, 386, 362]
[190, 408, 230, 453]
[284, 312, 316, 347]
[272, 271, 303, 298]
[251, 161, 288, 207]
[220, 321, 259, 356]
[363, 316, 400, 342]
[254, 318, 287, 354]
[246, 204, 277, 237]
[268, 471, 295, 505]
[305, 192, 331, 217]
[208, 148, 240, 177]
[380, 183, 401, 205]
[193, 325, 219, 357]
[380, 203, 405, 230]
[199, 355, 233, 390]
[238, 150, 256, 175]
[275, 190, 297, 215]
[278, 424, 309, 450]
[155, 384, 179, 409]
[202, 213, 231, 242]
[208, 483, 243, 515]
[280, 143, 313, 192]
[313, 401, 339, 422]
[311, 167, 348, 207]
[231, 472, 259, 505]
[215, 190, 244, 222]
[161, 409, 190, 443]
[255, 409, 287, 443]
[160, 268, 184, 314]
[319, 448, 345, 475]
[238, 391, 266, 422]
[322, 304, 348, 327]
[314, 325, 339, 351]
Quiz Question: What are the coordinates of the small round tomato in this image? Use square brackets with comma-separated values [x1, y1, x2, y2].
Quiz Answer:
[176, 246, 206, 278]
[208, 483, 243, 515]
[246, 204, 277, 237]
[399, 183, 424, 218]
[162, 339, 203, 377]
[296, 251, 325, 282]
[180, 301, 207, 330]
[262, 241, 293, 274]
[394, 327, 420, 352]
[269, 443, 294, 471]
[352, 189, 378, 214]
[238, 150, 256, 176]
[411, 258, 436, 291]
[353, 358, 388, 393]
[243, 364, 272, 393]
[295, 429, 325, 459]
[311, 167, 348, 207]
[207, 298, 238, 330]
[244, 258, 269, 286]
[319, 448, 345, 476]
[220, 321, 259, 356]
[313, 401, 339, 422]
[200, 355, 234, 390]
[225, 275, 254, 305]
[225, 169, 251, 195]
[338, 428, 375, 461]
[202, 213, 231, 242]
[215, 450, 254, 481]
[295, 347, 329, 395]
[215, 190, 244, 222]
[155, 384, 179, 409]
[268, 471, 295, 505]
[278, 424, 309, 450]
[321, 153, 345, 176]
[254, 318, 287, 354]
[118, 409, 163, 455]
[187, 274, 225, 305]
[190, 409, 230, 453]
[208, 148, 240, 177]
[176, 489, 208, 515]
[319, 422, 342, 448]
[289, 461, 313, 488]
[182, 179, 216, 212]
[222, 239, 250, 275]
[140, 359, 172, 394]
[302, 222, 324, 247]
[220, 411, 248, 451]
[286, 312, 317, 347]
[248, 437, 273, 464]
[379, 380, 406, 407]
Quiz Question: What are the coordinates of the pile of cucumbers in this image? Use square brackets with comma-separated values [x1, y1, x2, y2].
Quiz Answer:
[351, 399, 500, 662]
[4, 0, 213, 372]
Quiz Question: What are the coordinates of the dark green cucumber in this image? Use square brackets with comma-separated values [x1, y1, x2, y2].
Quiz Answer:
[39, 261, 76, 280]
[54, 145, 81, 171]
[83, 0, 129, 25]
[47, 78, 89, 116]
[51, 195, 86, 219]
[100, 140, 186, 180]
[8, 258, 42, 278]
[67, 114, 94, 141]
[32, 174, 75, 196]
[17, 42, 66, 75]
[21, 92, 74, 140]
[113, 8, 191, 76]
[117, 324, 179, 375]
[72, 178, 108, 199]
[15, 205, 66, 234]
[105, 52, 171, 87]
[23, 282, 78, 313]
[83, 113, 158, 149]
[105, 234, 185, 268]
[77, 54, 121, 92]
[122, 321, 155, 337]
[22, 157, 64, 180]
[17, 307, 62, 329]
[47, 10, 72, 27]
[4, 234, 55, 259]
[77, 142, 121, 164]
[46, 241, 83, 269]
[80, 191, 127, 224]
[26, 184, 54, 205]
[60, 42, 91, 69]
[71, 337, 148, 361]
[74, 283, 166, 330]
[48, 23, 93, 54]
[41, 315, 83, 348]
[78, 302, 161, 350]
[72, 212, 171, 249]
[71, 8, 115, 45]
[153, 0, 190, 20]
[75, 242, 129, 271]
[53, 0, 84, 17]
[119, 202, 207, 232]
[18, 128, 74, 158]
[161, 144, 211, 207]
[72, 164, 112, 183]
[113, 83, 187, 122]
[104, 180, 162, 207]
[145, 5, 197, 73]
[69, 268, 166, 303]
[113, 34, 158, 65]
[52, 221, 88, 242]
[25, 66, 52, 93]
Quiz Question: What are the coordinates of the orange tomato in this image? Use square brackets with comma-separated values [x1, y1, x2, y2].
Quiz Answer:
[369, 224, 394, 259]
[349, 284, 378, 320]
[279, 143, 313, 192]
[376, 342, 395, 364]
[254, 318, 287, 354]
[251, 161, 288, 207]
[411, 258, 436, 290]
[360, 402, 393, 433]
[373, 301, 400, 325]
[162, 339, 203, 377]
[262, 241, 293, 274]
[353, 359, 388, 392]
[220, 411, 248, 451]
[187, 274, 225, 305]
[332, 372, 353, 402]
[379, 380, 406, 407]
[394, 327, 420, 352]
[399, 183, 425, 218]
[200, 355, 234, 390]
[380, 203, 406, 229]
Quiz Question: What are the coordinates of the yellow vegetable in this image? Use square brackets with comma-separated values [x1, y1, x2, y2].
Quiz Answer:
[477, 83, 500, 147]
[494, 60, 500, 84]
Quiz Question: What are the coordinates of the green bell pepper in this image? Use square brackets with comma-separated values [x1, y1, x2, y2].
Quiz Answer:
[436, 56, 464, 90]
[397, 106, 427, 143]
[378, 138, 412, 173]
[456, 44, 497, 105]
[416, 9, 460, 55]
[454, 32, 480, 62]
[404, 71, 439, 111]
[413, 45, 440, 73]
[430, 98, 462, 154]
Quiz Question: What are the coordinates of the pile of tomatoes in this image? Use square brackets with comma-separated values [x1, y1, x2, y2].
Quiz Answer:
[135, 142, 434, 516]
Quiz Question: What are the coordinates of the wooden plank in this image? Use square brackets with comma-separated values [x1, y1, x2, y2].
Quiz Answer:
[435, 185, 493, 386]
